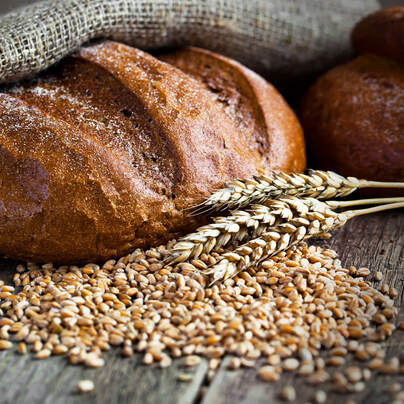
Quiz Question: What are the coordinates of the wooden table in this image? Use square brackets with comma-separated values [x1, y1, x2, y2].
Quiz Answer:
[0, 211, 403, 404]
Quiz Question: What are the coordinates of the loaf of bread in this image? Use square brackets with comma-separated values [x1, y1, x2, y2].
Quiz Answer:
[300, 8, 404, 184]
[300, 54, 404, 182]
[0, 41, 305, 264]
[352, 7, 404, 64]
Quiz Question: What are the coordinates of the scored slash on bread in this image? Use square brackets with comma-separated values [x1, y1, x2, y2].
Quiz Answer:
[0, 41, 304, 264]
[159, 47, 305, 174]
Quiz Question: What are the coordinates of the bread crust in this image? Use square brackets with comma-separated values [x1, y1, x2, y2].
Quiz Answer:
[300, 54, 404, 183]
[159, 47, 305, 173]
[0, 41, 305, 263]
[352, 7, 404, 64]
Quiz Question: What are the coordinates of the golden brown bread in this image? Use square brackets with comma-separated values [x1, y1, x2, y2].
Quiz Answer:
[159, 47, 305, 173]
[0, 41, 305, 264]
[352, 7, 404, 64]
[300, 54, 404, 182]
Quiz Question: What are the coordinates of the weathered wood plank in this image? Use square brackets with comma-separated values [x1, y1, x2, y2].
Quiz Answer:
[202, 211, 404, 404]
[0, 346, 208, 404]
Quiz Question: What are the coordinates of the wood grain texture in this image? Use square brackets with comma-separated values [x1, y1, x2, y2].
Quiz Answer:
[0, 211, 403, 403]
[0, 344, 208, 404]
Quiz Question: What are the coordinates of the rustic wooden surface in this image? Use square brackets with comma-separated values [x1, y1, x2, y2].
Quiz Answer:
[0, 211, 403, 404]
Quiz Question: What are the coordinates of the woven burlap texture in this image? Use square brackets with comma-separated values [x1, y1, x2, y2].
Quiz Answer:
[0, 0, 379, 85]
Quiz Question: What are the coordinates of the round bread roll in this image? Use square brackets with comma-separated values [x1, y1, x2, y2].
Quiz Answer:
[300, 8, 404, 184]
[300, 54, 404, 182]
[352, 7, 404, 64]
[0, 41, 305, 264]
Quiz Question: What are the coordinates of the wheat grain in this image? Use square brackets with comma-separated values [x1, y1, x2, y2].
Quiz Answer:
[199, 199, 404, 283]
[193, 169, 404, 213]
[280, 385, 296, 402]
[77, 380, 95, 394]
[193, 170, 355, 213]
[314, 391, 327, 404]
[192, 197, 351, 282]
[0, 239, 400, 398]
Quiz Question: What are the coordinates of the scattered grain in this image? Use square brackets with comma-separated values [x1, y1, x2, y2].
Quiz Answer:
[345, 366, 362, 383]
[0, 234, 400, 400]
[160, 355, 172, 368]
[307, 369, 329, 385]
[282, 358, 300, 371]
[177, 373, 193, 382]
[299, 360, 315, 376]
[17, 342, 27, 355]
[314, 390, 327, 404]
[228, 357, 241, 370]
[380, 357, 400, 374]
[351, 382, 366, 393]
[184, 355, 201, 367]
[36, 349, 51, 359]
[85, 354, 105, 368]
[362, 368, 372, 380]
[122, 347, 134, 357]
[77, 380, 94, 394]
[0, 340, 12, 350]
[268, 354, 281, 366]
[327, 356, 345, 367]
[368, 358, 383, 370]
[280, 385, 296, 402]
[258, 366, 279, 382]
[357, 267, 370, 277]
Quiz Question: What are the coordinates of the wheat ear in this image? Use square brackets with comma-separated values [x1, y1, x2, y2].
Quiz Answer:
[169, 201, 295, 264]
[202, 198, 404, 283]
[192, 170, 404, 214]
[170, 197, 404, 265]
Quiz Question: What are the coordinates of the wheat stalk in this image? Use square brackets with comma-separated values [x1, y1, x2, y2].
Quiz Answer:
[327, 196, 404, 208]
[192, 170, 404, 214]
[202, 199, 404, 283]
[171, 196, 404, 265]
[169, 201, 295, 264]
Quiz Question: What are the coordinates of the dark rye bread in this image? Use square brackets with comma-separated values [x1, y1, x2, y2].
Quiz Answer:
[352, 7, 404, 64]
[0, 41, 305, 264]
[300, 54, 404, 183]
[300, 8, 404, 187]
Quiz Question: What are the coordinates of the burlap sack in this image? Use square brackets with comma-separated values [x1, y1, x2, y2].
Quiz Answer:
[0, 0, 379, 85]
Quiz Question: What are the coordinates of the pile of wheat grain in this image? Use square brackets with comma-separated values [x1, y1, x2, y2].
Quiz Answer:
[1, 169, 404, 400]
[0, 238, 403, 397]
